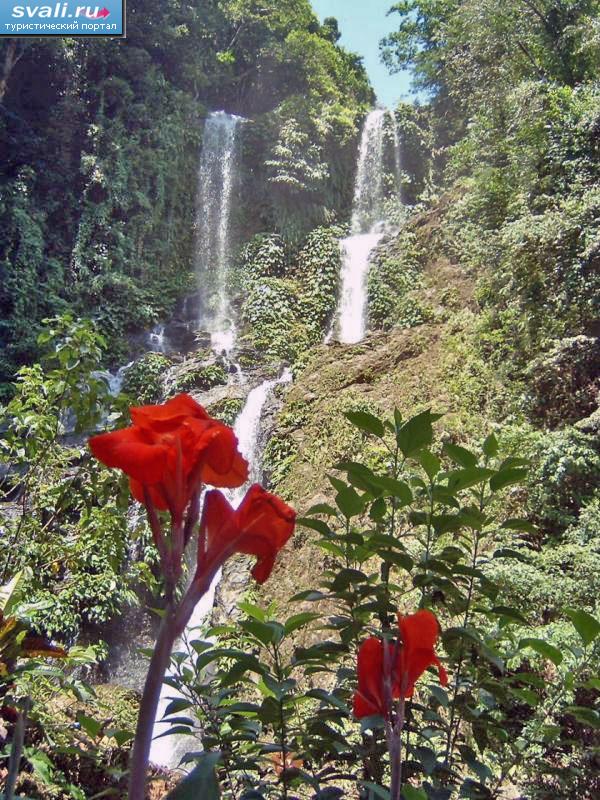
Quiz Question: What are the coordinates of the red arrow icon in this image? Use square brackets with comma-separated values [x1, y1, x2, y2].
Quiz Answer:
[88, 7, 110, 17]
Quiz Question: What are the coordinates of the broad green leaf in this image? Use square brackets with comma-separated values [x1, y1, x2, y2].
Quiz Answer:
[0, 572, 23, 613]
[76, 712, 102, 739]
[376, 476, 413, 504]
[402, 787, 427, 800]
[419, 449, 441, 479]
[164, 698, 193, 716]
[565, 608, 600, 647]
[298, 517, 331, 536]
[305, 503, 337, 516]
[564, 706, 600, 728]
[237, 601, 266, 622]
[482, 433, 499, 458]
[359, 782, 389, 799]
[335, 485, 365, 518]
[444, 442, 477, 469]
[284, 612, 320, 635]
[490, 467, 528, 492]
[500, 518, 537, 534]
[447, 467, 494, 491]
[344, 410, 385, 437]
[519, 637, 563, 666]
[165, 751, 221, 799]
[370, 496, 387, 521]
[396, 409, 442, 457]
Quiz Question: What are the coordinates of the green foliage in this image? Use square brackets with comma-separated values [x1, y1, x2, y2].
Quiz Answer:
[169, 362, 229, 395]
[0, 316, 153, 645]
[162, 408, 600, 799]
[527, 426, 600, 534]
[368, 231, 426, 330]
[207, 397, 245, 426]
[239, 226, 340, 364]
[122, 352, 172, 405]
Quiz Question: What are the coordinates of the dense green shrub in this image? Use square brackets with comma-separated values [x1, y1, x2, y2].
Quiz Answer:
[206, 396, 245, 426]
[0, 317, 153, 645]
[122, 352, 172, 405]
[368, 230, 425, 330]
[169, 363, 229, 394]
[239, 226, 341, 364]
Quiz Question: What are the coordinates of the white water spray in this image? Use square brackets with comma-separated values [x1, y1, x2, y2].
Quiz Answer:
[333, 110, 392, 344]
[194, 111, 244, 356]
[149, 369, 292, 770]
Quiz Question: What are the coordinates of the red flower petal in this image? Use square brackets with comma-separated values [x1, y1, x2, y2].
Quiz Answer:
[234, 485, 295, 582]
[353, 690, 381, 719]
[130, 393, 209, 433]
[355, 637, 386, 717]
[129, 479, 170, 511]
[398, 609, 445, 697]
[200, 485, 295, 585]
[89, 428, 168, 484]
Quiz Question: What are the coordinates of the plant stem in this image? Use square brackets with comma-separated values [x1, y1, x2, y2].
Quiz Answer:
[389, 694, 406, 800]
[128, 600, 178, 800]
[5, 697, 30, 800]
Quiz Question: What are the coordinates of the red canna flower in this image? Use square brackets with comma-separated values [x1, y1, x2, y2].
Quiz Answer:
[353, 636, 389, 718]
[397, 609, 448, 698]
[199, 484, 296, 584]
[89, 393, 248, 520]
[353, 609, 447, 719]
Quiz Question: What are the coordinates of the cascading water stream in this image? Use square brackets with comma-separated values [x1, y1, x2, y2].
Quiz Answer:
[149, 368, 292, 770]
[332, 109, 399, 344]
[194, 111, 244, 357]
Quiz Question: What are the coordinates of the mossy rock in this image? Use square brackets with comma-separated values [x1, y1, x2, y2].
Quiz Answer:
[170, 363, 228, 393]
[207, 396, 245, 425]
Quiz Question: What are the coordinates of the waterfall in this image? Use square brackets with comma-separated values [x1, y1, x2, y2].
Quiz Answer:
[194, 111, 244, 357]
[148, 324, 167, 353]
[389, 111, 403, 195]
[350, 109, 387, 235]
[333, 109, 392, 344]
[149, 368, 292, 770]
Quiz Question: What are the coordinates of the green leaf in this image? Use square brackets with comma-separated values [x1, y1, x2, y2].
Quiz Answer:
[299, 517, 331, 536]
[0, 572, 23, 613]
[564, 706, 600, 728]
[305, 503, 337, 516]
[482, 433, 499, 458]
[359, 782, 390, 799]
[284, 612, 320, 635]
[76, 712, 102, 739]
[519, 638, 563, 666]
[376, 476, 413, 504]
[565, 608, 600, 647]
[491, 606, 528, 625]
[396, 409, 442, 457]
[501, 518, 538, 534]
[444, 442, 477, 469]
[165, 751, 221, 799]
[402, 787, 427, 800]
[344, 410, 385, 438]
[335, 485, 365, 518]
[447, 467, 494, 491]
[370, 496, 387, 521]
[240, 619, 284, 647]
[490, 467, 528, 492]
[419, 449, 441, 479]
[237, 602, 266, 622]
